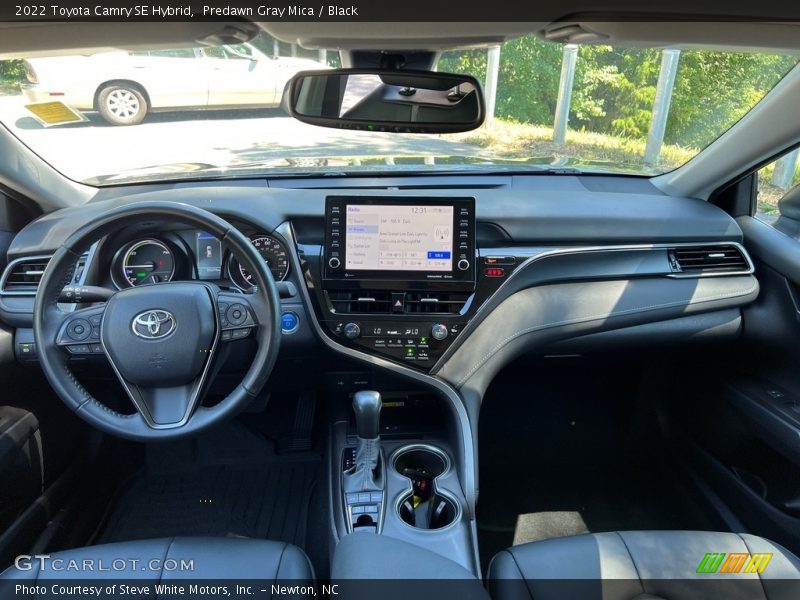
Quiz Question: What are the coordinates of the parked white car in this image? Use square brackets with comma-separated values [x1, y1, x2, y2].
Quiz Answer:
[21, 43, 324, 125]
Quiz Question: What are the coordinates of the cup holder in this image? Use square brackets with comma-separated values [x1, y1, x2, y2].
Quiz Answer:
[393, 446, 449, 480]
[393, 445, 459, 530]
[398, 491, 458, 530]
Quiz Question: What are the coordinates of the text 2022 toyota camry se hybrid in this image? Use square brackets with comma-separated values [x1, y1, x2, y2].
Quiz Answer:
[1, 3, 800, 599]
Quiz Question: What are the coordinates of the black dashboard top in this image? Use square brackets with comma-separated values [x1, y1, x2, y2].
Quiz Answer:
[7, 177, 742, 259]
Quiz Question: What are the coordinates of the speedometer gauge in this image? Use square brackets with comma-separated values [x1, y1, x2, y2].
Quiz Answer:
[122, 239, 175, 286]
[229, 234, 289, 288]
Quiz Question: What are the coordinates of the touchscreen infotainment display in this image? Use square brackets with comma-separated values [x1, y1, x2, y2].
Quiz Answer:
[344, 204, 454, 272]
[325, 196, 475, 284]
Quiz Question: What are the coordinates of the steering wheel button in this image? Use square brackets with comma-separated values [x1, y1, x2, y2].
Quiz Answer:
[67, 344, 91, 354]
[231, 328, 250, 340]
[89, 315, 102, 326]
[67, 319, 91, 341]
[221, 330, 232, 341]
[227, 304, 247, 326]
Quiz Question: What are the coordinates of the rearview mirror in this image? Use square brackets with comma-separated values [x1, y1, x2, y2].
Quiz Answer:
[284, 68, 485, 133]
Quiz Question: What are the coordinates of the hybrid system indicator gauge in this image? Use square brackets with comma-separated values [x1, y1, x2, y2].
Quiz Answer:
[122, 239, 175, 286]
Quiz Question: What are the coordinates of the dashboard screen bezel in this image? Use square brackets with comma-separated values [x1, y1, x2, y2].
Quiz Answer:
[324, 196, 476, 287]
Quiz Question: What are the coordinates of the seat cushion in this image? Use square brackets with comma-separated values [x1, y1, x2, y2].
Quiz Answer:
[488, 531, 800, 600]
[332, 533, 490, 600]
[2, 537, 314, 582]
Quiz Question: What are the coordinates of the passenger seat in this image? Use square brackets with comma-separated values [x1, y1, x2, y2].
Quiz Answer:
[488, 531, 800, 600]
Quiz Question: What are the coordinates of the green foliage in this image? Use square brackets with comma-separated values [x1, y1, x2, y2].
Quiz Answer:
[440, 36, 798, 151]
[440, 38, 562, 126]
[666, 51, 797, 147]
[0, 59, 25, 82]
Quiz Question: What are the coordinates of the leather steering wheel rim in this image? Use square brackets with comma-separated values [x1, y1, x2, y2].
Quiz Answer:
[33, 201, 282, 441]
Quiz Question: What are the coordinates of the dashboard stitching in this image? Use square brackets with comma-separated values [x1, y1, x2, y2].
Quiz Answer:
[453, 280, 759, 388]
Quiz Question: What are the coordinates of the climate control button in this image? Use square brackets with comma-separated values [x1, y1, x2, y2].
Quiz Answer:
[431, 323, 448, 341]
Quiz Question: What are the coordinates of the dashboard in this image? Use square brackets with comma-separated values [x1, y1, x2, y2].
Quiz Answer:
[0, 175, 760, 401]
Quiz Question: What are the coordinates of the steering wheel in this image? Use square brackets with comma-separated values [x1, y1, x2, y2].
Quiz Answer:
[33, 201, 282, 441]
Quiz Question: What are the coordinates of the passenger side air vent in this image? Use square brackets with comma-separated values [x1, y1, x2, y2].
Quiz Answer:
[404, 291, 470, 315]
[668, 245, 750, 275]
[327, 290, 393, 314]
[0, 257, 51, 295]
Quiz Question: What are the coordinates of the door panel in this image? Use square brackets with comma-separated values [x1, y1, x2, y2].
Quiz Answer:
[130, 49, 209, 109]
[0, 193, 86, 565]
[691, 212, 800, 553]
[205, 45, 278, 107]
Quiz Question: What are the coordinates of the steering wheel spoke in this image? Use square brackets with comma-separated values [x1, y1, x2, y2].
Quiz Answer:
[117, 377, 209, 429]
[55, 304, 108, 356]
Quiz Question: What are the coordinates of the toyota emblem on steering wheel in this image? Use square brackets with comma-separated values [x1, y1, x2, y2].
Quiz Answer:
[131, 310, 177, 339]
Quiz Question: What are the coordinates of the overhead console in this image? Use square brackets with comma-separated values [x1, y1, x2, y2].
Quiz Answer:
[313, 196, 482, 369]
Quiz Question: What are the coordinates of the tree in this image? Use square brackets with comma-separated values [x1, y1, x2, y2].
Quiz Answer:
[439, 35, 798, 150]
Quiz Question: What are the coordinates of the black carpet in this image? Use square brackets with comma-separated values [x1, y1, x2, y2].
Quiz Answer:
[99, 462, 318, 546]
[97, 421, 320, 548]
[477, 359, 716, 572]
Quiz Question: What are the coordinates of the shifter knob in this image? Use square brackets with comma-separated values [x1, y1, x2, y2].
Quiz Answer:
[353, 390, 382, 439]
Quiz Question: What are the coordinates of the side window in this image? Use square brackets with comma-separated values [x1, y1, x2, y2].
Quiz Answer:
[149, 49, 197, 59]
[223, 44, 254, 60]
[756, 149, 799, 230]
[203, 47, 227, 59]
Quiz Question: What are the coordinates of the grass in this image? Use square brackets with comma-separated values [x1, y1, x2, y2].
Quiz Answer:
[445, 118, 698, 173]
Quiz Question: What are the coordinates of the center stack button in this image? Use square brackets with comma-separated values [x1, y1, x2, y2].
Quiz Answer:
[343, 322, 361, 339]
[431, 323, 448, 341]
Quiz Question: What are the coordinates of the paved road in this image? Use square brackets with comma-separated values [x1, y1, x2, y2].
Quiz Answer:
[0, 95, 483, 183]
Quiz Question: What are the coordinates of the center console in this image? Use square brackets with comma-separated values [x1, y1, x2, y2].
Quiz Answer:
[333, 387, 478, 573]
[319, 196, 477, 369]
[289, 197, 484, 573]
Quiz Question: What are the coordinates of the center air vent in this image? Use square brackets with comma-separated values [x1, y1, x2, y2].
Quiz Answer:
[327, 290, 471, 315]
[327, 290, 393, 314]
[404, 291, 470, 315]
[0, 257, 51, 295]
[668, 245, 750, 275]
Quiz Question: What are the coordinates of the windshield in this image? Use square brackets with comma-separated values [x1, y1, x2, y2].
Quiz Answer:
[0, 32, 797, 185]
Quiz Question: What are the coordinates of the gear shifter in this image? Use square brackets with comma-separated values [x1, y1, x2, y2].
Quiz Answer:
[353, 390, 382, 439]
[343, 391, 384, 531]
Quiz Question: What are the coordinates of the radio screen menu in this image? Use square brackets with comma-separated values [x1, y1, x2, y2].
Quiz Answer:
[345, 204, 454, 272]
[324, 196, 475, 285]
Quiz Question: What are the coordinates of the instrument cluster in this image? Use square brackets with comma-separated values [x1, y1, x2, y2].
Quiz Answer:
[108, 230, 290, 290]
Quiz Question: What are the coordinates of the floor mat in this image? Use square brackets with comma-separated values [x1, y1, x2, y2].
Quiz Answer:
[98, 461, 318, 546]
[511, 511, 590, 545]
[476, 360, 717, 572]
